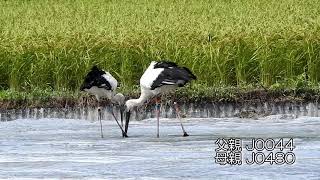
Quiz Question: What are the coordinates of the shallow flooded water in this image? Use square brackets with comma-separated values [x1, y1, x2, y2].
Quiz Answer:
[0, 116, 319, 179]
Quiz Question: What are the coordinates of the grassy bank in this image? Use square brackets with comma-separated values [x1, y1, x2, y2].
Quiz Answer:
[0, 0, 320, 104]
[1, 85, 320, 110]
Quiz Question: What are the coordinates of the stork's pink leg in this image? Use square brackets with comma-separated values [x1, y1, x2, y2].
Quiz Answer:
[97, 102, 104, 138]
[156, 98, 161, 138]
[174, 102, 189, 137]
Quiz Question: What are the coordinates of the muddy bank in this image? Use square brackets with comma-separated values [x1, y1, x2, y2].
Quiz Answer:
[1, 89, 320, 121]
[0, 89, 319, 110]
[1, 101, 318, 121]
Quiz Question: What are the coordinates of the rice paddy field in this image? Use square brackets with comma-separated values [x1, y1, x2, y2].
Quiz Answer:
[1, 0, 320, 101]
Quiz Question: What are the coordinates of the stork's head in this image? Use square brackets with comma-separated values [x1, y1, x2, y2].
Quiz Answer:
[123, 99, 142, 136]
[125, 99, 139, 112]
[113, 93, 125, 105]
[123, 99, 136, 135]
[124, 96, 149, 136]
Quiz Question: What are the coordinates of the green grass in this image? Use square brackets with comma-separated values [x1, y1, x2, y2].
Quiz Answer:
[0, 0, 320, 95]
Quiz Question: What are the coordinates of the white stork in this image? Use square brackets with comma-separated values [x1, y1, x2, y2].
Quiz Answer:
[80, 65, 127, 137]
[124, 61, 197, 137]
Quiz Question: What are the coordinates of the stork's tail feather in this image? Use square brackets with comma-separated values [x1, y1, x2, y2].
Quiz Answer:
[183, 67, 197, 80]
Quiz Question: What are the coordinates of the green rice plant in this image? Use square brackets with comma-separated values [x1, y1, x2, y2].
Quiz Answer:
[0, 0, 320, 96]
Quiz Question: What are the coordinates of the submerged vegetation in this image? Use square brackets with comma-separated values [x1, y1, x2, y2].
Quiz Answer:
[1, 0, 320, 106]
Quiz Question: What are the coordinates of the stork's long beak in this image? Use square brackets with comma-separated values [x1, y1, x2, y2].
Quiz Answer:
[120, 106, 126, 137]
[120, 106, 124, 127]
[125, 111, 131, 136]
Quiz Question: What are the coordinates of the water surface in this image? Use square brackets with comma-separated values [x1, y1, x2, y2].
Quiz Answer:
[0, 116, 319, 179]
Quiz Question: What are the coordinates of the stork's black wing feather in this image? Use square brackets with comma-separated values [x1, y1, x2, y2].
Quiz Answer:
[95, 76, 113, 90]
[81, 66, 112, 90]
[182, 67, 197, 80]
[150, 66, 196, 90]
[154, 61, 178, 69]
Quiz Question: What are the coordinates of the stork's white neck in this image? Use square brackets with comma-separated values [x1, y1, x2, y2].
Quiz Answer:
[125, 92, 150, 111]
